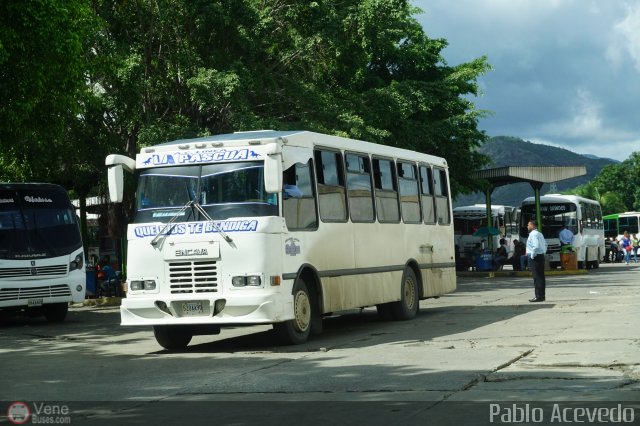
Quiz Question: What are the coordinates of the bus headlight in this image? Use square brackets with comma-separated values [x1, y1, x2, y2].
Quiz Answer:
[69, 253, 84, 271]
[232, 275, 262, 287]
[130, 280, 156, 291]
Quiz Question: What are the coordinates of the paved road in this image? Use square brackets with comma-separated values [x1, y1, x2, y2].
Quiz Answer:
[1, 263, 638, 425]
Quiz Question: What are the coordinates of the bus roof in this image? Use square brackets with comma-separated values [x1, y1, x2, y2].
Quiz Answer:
[0, 183, 67, 192]
[143, 130, 447, 167]
[453, 204, 513, 215]
[521, 194, 600, 206]
[604, 211, 640, 219]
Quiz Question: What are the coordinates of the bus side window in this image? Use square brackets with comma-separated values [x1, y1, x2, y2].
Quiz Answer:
[283, 161, 318, 230]
[372, 157, 400, 223]
[397, 161, 421, 223]
[314, 149, 347, 222]
[346, 153, 374, 222]
[419, 165, 436, 224]
[434, 167, 451, 225]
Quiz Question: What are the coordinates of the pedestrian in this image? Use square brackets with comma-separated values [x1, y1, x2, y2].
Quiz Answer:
[559, 223, 574, 248]
[621, 231, 632, 265]
[510, 240, 526, 271]
[526, 220, 547, 302]
[493, 238, 508, 270]
[632, 233, 639, 263]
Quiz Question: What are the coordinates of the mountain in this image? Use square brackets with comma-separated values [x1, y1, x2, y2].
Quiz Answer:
[454, 136, 617, 207]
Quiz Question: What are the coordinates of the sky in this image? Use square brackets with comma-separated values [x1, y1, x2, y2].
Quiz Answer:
[413, 0, 640, 161]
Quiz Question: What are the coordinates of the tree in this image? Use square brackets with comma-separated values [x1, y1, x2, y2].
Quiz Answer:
[2, 0, 491, 207]
[0, 0, 96, 182]
[88, 0, 490, 198]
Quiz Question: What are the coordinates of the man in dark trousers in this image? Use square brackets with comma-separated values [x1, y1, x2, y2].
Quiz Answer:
[526, 220, 547, 302]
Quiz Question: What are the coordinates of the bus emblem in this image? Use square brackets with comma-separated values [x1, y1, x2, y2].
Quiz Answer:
[31, 268, 38, 276]
[285, 238, 301, 256]
[175, 248, 208, 257]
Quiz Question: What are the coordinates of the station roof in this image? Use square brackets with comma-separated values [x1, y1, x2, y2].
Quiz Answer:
[473, 166, 587, 188]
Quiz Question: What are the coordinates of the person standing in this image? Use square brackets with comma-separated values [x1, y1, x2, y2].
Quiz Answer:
[526, 220, 547, 302]
[559, 223, 574, 248]
[621, 231, 632, 265]
[632, 233, 639, 263]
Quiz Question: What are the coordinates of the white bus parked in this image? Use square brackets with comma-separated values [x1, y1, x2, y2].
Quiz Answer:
[0, 183, 86, 321]
[453, 204, 518, 269]
[519, 194, 605, 269]
[106, 130, 456, 349]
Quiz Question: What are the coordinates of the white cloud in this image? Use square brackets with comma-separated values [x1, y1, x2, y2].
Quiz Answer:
[537, 88, 632, 140]
[607, 3, 640, 72]
[412, 1, 640, 161]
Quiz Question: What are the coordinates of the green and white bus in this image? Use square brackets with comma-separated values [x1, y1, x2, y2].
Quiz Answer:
[603, 212, 640, 239]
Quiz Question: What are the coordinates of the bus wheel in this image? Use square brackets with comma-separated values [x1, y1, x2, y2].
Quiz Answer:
[43, 303, 68, 322]
[153, 325, 193, 350]
[391, 268, 419, 321]
[274, 279, 312, 344]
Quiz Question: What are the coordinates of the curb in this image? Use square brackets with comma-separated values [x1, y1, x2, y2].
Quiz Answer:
[82, 297, 123, 307]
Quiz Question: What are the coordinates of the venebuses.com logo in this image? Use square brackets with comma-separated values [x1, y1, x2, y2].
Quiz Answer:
[6, 401, 71, 424]
[7, 402, 30, 424]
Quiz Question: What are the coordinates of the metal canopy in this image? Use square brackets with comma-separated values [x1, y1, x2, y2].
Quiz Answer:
[471, 165, 587, 244]
[473, 166, 587, 188]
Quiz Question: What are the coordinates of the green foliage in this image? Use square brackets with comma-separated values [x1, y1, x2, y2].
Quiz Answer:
[0, 0, 96, 182]
[2, 0, 490, 203]
[583, 152, 640, 213]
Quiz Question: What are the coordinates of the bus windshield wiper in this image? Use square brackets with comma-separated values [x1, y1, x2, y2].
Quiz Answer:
[191, 201, 236, 248]
[150, 200, 235, 248]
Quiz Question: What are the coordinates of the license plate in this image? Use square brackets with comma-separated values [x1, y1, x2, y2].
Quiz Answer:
[181, 301, 205, 316]
[28, 298, 43, 307]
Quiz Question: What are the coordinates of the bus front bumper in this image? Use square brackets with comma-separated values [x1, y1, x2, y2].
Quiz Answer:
[120, 293, 291, 326]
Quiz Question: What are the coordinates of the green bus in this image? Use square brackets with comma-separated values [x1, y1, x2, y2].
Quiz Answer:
[603, 212, 640, 239]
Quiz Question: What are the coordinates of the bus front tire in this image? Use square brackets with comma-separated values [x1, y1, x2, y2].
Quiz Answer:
[153, 325, 193, 350]
[390, 268, 419, 321]
[43, 303, 68, 322]
[274, 279, 312, 345]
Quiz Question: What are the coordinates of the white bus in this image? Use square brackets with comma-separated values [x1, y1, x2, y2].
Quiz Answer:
[0, 183, 86, 321]
[519, 194, 605, 269]
[453, 204, 518, 269]
[106, 130, 456, 349]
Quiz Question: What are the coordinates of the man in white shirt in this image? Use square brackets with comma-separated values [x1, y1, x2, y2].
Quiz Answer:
[559, 224, 574, 248]
[526, 220, 548, 302]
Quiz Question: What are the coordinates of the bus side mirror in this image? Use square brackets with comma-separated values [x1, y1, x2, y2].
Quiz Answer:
[264, 145, 283, 194]
[108, 165, 124, 203]
[105, 154, 136, 204]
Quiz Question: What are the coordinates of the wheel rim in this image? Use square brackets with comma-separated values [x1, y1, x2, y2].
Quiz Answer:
[404, 276, 416, 309]
[293, 290, 311, 332]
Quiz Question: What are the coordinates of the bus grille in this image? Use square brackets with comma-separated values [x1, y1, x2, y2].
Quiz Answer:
[0, 264, 68, 279]
[0, 284, 72, 301]
[547, 243, 561, 254]
[168, 261, 218, 294]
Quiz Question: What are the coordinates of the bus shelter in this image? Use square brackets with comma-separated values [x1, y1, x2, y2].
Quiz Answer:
[473, 166, 587, 242]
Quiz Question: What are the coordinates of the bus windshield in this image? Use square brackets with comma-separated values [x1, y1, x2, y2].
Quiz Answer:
[134, 161, 278, 223]
[0, 188, 82, 259]
[520, 203, 578, 239]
